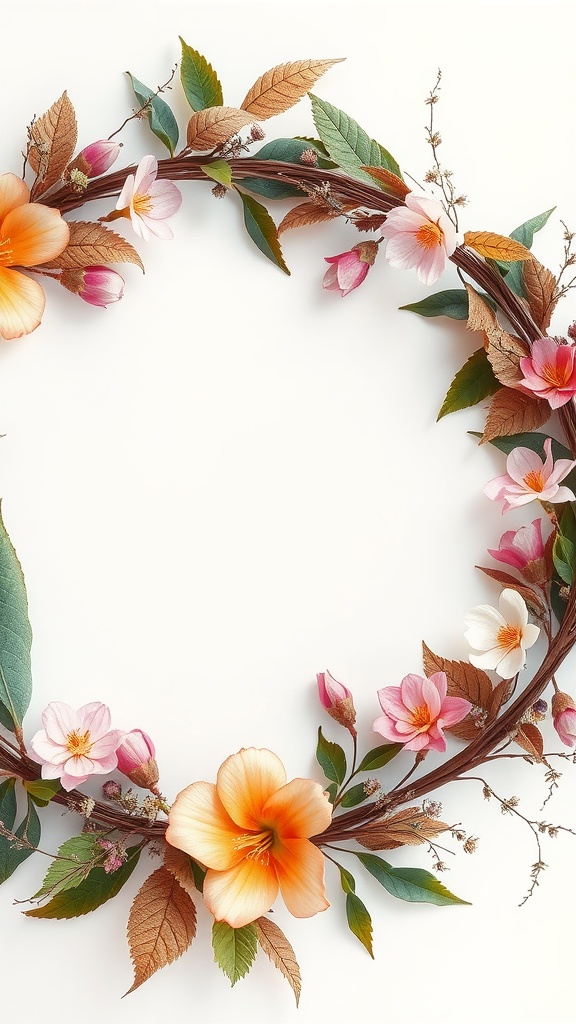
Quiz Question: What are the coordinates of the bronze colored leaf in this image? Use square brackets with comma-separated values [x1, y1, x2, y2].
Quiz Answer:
[163, 843, 197, 898]
[422, 642, 495, 741]
[256, 917, 302, 1007]
[465, 285, 529, 388]
[186, 106, 256, 151]
[522, 257, 558, 333]
[29, 92, 77, 200]
[43, 221, 144, 272]
[126, 865, 196, 995]
[355, 213, 386, 233]
[514, 723, 544, 762]
[488, 677, 514, 718]
[360, 166, 410, 198]
[240, 59, 343, 120]
[464, 230, 532, 262]
[358, 807, 451, 850]
[277, 200, 356, 235]
[476, 566, 546, 616]
[482, 388, 550, 443]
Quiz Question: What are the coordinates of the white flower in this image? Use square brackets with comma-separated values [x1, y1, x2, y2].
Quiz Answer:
[464, 588, 540, 678]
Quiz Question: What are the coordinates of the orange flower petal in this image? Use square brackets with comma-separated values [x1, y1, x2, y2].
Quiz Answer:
[2, 203, 69, 267]
[263, 778, 332, 838]
[216, 748, 287, 830]
[0, 173, 29, 222]
[165, 781, 245, 871]
[274, 838, 330, 918]
[203, 856, 279, 929]
[0, 266, 45, 339]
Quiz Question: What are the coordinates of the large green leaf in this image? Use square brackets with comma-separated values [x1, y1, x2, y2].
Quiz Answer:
[357, 743, 402, 772]
[0, 503, 33, 732]
[316, 726, 346, 785]
[401, 289, 469, 320]
[33, 832, 106, 900]
[179, 38, 223, 110]
[495, 208, 556, 296]
[235, 189, 290, 274]
[356, 852, 470, 906]
[0, 782, 40, 884]
[241, 139, 320, 199]
[438, 348, 500, 420]
[309, 94, 401, 183]
[127, 73, 179, 156]
[25, 845, 140, 918]
[212, 921, 257, 986]
[553, 534, 575, 585]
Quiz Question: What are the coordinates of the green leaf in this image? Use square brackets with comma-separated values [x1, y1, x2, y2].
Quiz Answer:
[200, 159, 232, 187]
[345, 891, 374, 957]
[356, 852, 470, 906]
[190, 858, 206, 893]
[309, 93, 401, 183]
[339, 782, 369, 808]
[401, 289, 469, 320]
[559, 503, 576, 549]
[234, 189, 290, 274]
[24, 778, 61, 807]
[127, 73, 179, 156]
[338, 864, 356, 894]
[0, 504, 33, 732]
[241, 139, 319, 199]
[33, 832, 106, 900]
[553, 533, 575, 585]
[179, 38, 223, 111]
[475, 431, 571, 460]
[325, 782, 338, 804]
[0, 784, 40, 884]
[357, 743, 402, 772]
[437, 348, 500, 420]
[316, 726, 347, 785]
[25, 845, 141, 918]
[510, 208, 556, 249]
[212, 921, 257, 986]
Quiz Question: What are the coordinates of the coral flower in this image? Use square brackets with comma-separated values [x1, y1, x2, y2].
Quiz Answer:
[484, 438, 576, 513]
[115, 155, 182, 241]
[380, 192, 457, 286]
[519, 337, 576, 409]
[165, 747, 332, 929]
[464, 589, 540, 678]
[0, 172, 69, 339]
[323, 241, 378, 296]
[30, 701, 125, 791]
[373, 672, 471, 752]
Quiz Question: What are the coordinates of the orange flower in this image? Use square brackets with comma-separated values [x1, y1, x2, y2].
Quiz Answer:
[0, 173, 69, 339]
[166, 747, 332, 928]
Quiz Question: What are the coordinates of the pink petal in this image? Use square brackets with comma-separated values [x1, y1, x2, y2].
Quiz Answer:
[506, 446, 542, 485]
[78, 702, 112, 740]
[145, 178, 182, 219]
[399, 673, 426, 711]
[41, 702, 81, 744]
[134, 155, 158, 195]
[439, 696, 472, 727]
[116, 173, 135, 209]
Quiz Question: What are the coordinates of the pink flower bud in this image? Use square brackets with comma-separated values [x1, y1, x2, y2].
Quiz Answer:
[71, 140, 121, 178]
[116, 729, 159, 790]
[317, 670, 357, 734]
[61, 266, 125, 307]
[488, 519, 549, 585]
[552, 691, 576, 747]
[323, 242, 378, 297]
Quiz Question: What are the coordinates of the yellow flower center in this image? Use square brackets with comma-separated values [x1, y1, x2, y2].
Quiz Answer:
[523, 469, 545, 491]
[415, 221, 443, 250]
[133, 193, 153, 216]
[542, 362, 570, 387]
[0, 236, 14, 267]
[496, 624, 523, 650]
[234, 828, 274, 865]
[65, 728, 93, 758]
[410, 704, 432, 728]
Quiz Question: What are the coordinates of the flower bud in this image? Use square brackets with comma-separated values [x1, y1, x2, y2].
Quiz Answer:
[116, 730, 160, 790]
[69, 139, 121, 178]
[102, 779, 122, 799]
[60, 266, 125, 307]
[317, 670, 357, 735]
[323, 242, 379, 297]
[552, 691, 576, 747]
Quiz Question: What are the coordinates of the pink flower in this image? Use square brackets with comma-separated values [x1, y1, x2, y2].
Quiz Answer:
[484, 438, 576, 513]
[317, 670, 357, 735]
[61, 265, 125, 307]
[373, 672, 471, 752]
[323, 241, 378, 296]
[115, 155, 182, 240]
[552, 691, 576, 747]
[519, 338, 576, 409]
[488, 519, 549, 585]
[116, 729, 159, 791]
[30, 702, 124, 792]
[380, 193, 457, 285]
[71, 140, 121, 178]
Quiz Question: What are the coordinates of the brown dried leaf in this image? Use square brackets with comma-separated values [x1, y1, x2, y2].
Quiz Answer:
[514, 723, 544, 762]
[488, 677, 515, 718]
[355, 214, 386, 233]
[29, 92, 77, 199]
[464, 230, 532, 262]
[358, 807, 452, 851]
[522, 257, 558, 333]
[476, 566, 546, 616]
[277, 200, 356, 235]
[126, 866, 196, 995]
[465, 285, 529, 387]
[186, 106, 256, 151]
[360, 166, 410, 198]
[422, 642, 495, 741]
[163, 843, 197, 899]
[256, 916, 302, 1007]
[240, 59, 343, 120]
[482, 388, 550, 443]
[43, 221, 144, 272]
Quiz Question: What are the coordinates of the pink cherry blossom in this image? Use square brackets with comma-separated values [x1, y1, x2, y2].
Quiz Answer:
[30, 702, 124, 792]
[317, 670, 356, 734]
[373, 672, 471, 752]
[519, 337, 576, 409]
[484, 438, 576, 513]
[116, 155, 182, 241]
[323, 241, 378, 296]
[380, 193, 457, 286]
[552, 691, 576, 747]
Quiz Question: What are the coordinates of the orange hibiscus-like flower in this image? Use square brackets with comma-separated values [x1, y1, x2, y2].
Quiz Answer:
[166, 747, 332, 928]
[0, 173, 70, 339]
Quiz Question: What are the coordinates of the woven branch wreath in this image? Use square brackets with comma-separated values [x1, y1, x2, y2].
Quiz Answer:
[1, 43, 576, 1003]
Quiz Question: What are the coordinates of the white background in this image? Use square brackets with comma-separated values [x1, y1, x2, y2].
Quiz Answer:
[1, 2, 576, 1022]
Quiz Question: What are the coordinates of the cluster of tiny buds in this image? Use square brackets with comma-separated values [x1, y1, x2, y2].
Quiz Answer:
[432, 855, 448, 872]
[537, 821, 559, 837]
[520, 698, 548, 725]
[451, 826, 479, 854]
[249, 124, 265, 142]
[300, 147, 319, 166]
[500, 796, 520, 815]
[469, 706, 489, 729]
[363, 778, 381, 797]
[568, 323, 576, 342]
[211, 183, 228, 199]
[76, 796, 95, 819]
[97, 838, 128, 874]
[422, 798, 442, 818]
[67, 168, 89, 193]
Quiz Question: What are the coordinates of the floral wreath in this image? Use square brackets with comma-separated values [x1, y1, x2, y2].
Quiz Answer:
[1, 43, 576, 1004]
